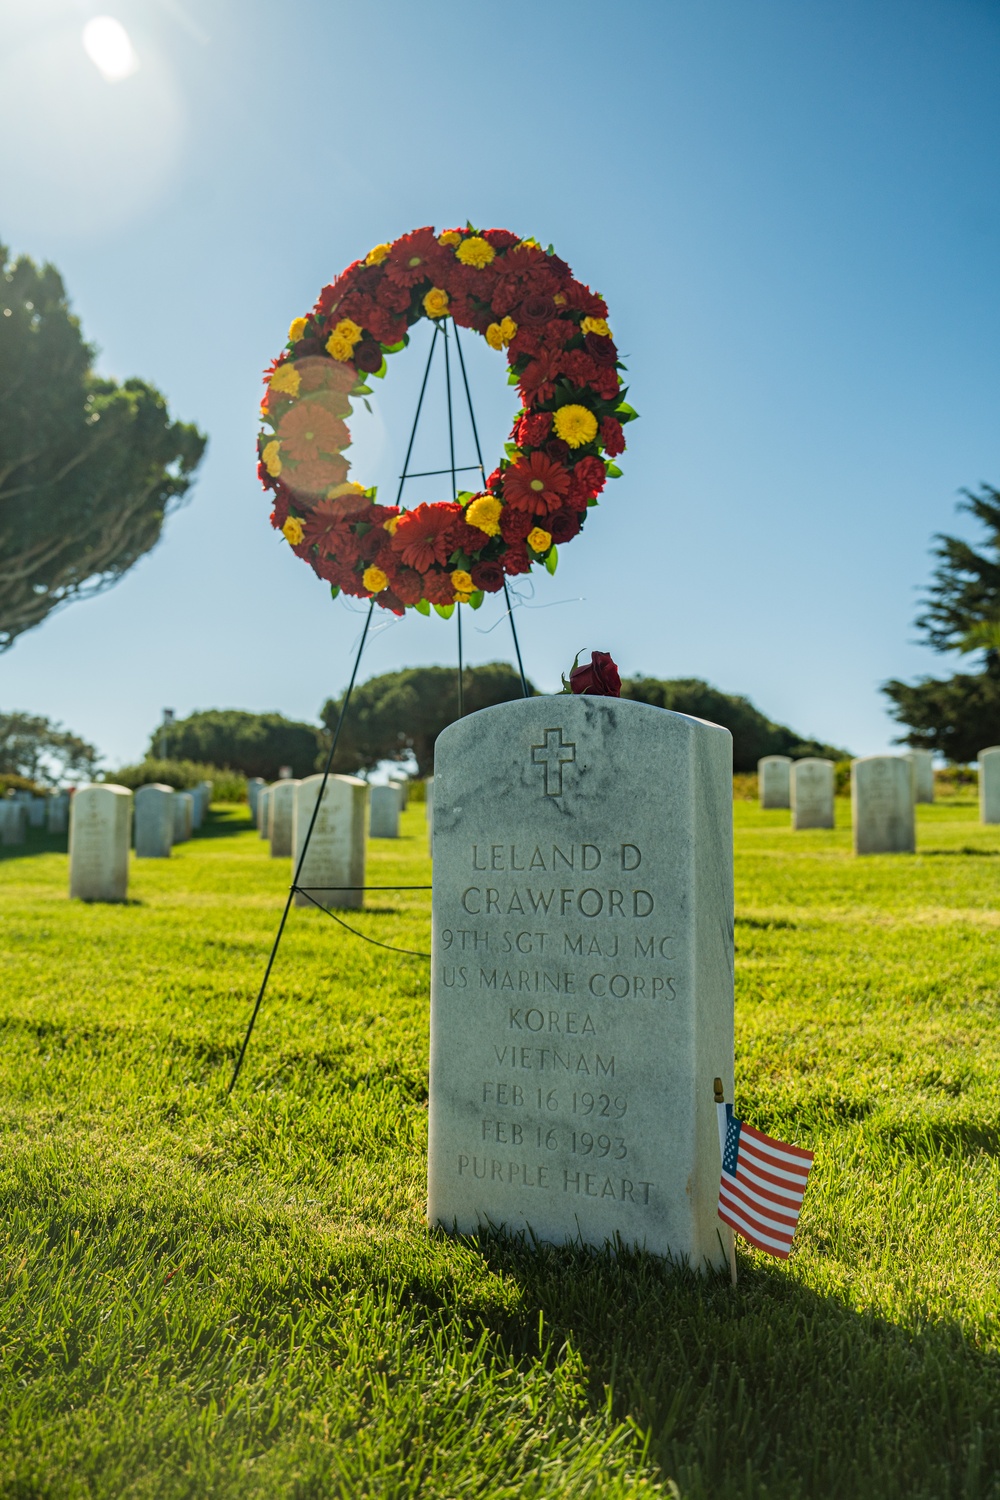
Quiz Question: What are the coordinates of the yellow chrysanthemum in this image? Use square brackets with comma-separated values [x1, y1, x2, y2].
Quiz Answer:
[438, 229, 462, 247]
[552, 404, 599, 448]
[363, 565, 388, 594]
[262, 440, 282, 476]
[465, 495, 502, 536]
[282, 516, 304, 545]
[325, 332, 355, 362]
[365, 243, 391, 266]
[581, 316, 611, 338]
[288, 316, 309, 343]
[423, 286, 450, 319]
[383, 514, 402, 535]
[456, 236, 495, 268]
[269, 363, 301, 397]
[527, 527, 552, 554]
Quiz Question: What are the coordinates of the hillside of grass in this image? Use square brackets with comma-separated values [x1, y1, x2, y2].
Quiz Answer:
[2, 796, 1000, 1498]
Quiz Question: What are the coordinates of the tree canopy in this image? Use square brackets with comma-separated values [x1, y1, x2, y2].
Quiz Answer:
[149, 710, 322, 782]
[883, 485, 1000, 760]
[320, 664, 533, 777]
[620, 678, 849, 772]
[0, 712, 101, 785]
[0, 244, 207, 651]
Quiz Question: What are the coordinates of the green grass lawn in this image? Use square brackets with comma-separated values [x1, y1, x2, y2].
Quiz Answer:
[2, 796, 1000, 1498]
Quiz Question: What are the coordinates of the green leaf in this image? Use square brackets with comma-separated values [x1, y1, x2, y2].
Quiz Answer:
[545, 546, 559, 576]
[414, 598, 430, 616]
[329, 585, 341, 600]
[363, 398, 372, 413]
[468, 590, 485, 611]
[615, 401, 639, 421]
[382, 339, 407, 354]
[507, 370, 520, 385]
[605, 462, 623, 478]
[353, 384, 373, 397]
[433, 603, 455, 620]
[371, 357, 388, 379]
[587, 496, 600, 508]
[504, 442, 519, 457]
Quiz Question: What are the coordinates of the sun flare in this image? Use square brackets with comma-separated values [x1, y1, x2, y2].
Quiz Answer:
[82, 16, 139, 82]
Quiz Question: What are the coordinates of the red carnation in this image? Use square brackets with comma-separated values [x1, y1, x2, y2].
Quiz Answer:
[502, 544, 531, 576]
[502, 453, 571, 515]
[600, 417, 626, 457]
[562, 280, 608, 319]
[390, 502, 462, 571]
[385, 227, 444, 288]
[387, 566, 424, 607]
[482, 228, 520, 250]
[515, 411, 552, 447]
[518, 349, 564, 404]
[486, 467, 504, 494]
[572, 455, 607, 494]
[471, 559, 505, 592]
[447, 519, 492, 556]
[500, 506, 533, 542]
[558, 349, 602, 390]
[269, 493, 291, 528]
[585, 332, 619, 367]
[422, 568, 456, 606]
[570, 650, 621, 697]
[548, 508, 583, 544]
[508, 327, 545, 362]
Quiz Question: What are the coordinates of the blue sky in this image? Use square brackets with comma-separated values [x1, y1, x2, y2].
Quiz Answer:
[1, 0, 998, 767]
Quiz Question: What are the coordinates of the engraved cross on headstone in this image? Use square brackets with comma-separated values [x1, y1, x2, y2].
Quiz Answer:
[531, 727, 577, 797]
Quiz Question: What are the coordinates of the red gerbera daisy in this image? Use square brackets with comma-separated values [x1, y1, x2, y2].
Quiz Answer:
[278, 400, 349, 463]
[502, 453, 571, 515]
[385, 227, 444, 288]
[390, 502, 462, 571]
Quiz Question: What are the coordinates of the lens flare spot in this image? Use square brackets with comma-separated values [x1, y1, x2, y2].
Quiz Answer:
[82, 17, 139, 82]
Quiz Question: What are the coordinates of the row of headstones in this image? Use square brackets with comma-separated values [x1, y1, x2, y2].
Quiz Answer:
[247, 774, 409, 853]
[0, 791, 71, 844]
[759, 748, 1000, 854]
[62, 781, 213, 901]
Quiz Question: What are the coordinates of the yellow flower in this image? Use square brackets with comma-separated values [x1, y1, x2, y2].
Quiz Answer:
[288, 316, 309, 343]
[269, 363, 301, 397]
[581, 316, 611, 338]
[423, 286, 450, 319]
[451, 569, 474, 601]
[383, 514, 402, 535]
[553, 404, 599, 448]
[325, 332, 355, 362]
[282, 516, 304, 545]
[327, 481, 366, 500]
[553, 293, 567, 307]
[527, 527, 552, 554]
[486, 318, 518, 350]
[499, 316, 517, 344]
[465, 495, 502, 536]
[438, 229, 462, 247]
[456, 236, 495, 268]
[262, 440, 282, 476]
[365, 243, 391, 265]
[518, 237, 541, 249]
[336, 318, 362, 345]
[363, 565, 388, 594]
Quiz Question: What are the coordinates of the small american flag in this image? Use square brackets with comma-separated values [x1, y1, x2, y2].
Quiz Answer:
[717, 1103, 814, 1259]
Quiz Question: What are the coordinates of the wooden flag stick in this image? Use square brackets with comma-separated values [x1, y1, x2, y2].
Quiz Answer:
[714, 1076, 738, 1288]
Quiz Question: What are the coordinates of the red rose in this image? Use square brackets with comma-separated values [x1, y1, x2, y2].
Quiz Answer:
[471, 559, 505, 592]
[359, 526, 389, 562]
[584, 332, 618, 367]
[570, 651, 621, 697]
[543, 437, 571, 463]
[519, 294, 555, 326]
[547, 508, 582, 544]
[353, 339, 383, 373]
[515, 412, 552, 447]
[599, 417, 625, 457]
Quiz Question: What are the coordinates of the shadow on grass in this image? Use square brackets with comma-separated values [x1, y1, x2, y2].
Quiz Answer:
[0, 830, 68, 862]
[417, 1231, 1000, 1499]
[920, 846, 1000, 857]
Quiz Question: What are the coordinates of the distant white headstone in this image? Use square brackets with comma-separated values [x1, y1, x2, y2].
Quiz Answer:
[389, 776, 409, 809]
[258, 787, 272, 839]
[292, 774, 367, 909]
[904, 749, 935, 804]
[172, 791, 194, 843]
[188, 785, 205, 830]
[27, 798, 46, 828]
[134, 783, 174, 858]
[47, 794, 69, 834]
[427, 696, 735, 1268]
[978, 746, 1000, 824]
[268, 778, 299, 858]
[791, 758, 835, 830]
[0, 802, 27, 845]
[247, 778, 265, 818]
[852, 756, 914, 854]
[758, 755, 791, 809]
[370, 784, 401, 838]
[69, 784, 132, 901]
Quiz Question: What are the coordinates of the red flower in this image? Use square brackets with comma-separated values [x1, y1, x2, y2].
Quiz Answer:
[376, 589, 406, 617]
[502, 453, 571, 515]
[390, 502, 462, 571]
[486, 467, 504, 494]
[543, 437, 571, 463]
[500, 506, 533, 542]
[518, 348, 564, 404]
[585, 332, 619, 367]
[502, 544, 531, 576]
[386, 566, 424, 606]
[422, 568, 456, 606]
[278, 400, 349, 463]
[471, 559, 505, 592]
[515, 411, 552, 447]
[385, 227, 444, 288]
[353, 340, 383, 373]
[519, 294, 556, 326]
[285, 456, 350, 496]
[572, 455, 607, 494]
[269, 492, 290, 528]
[558, 349, 602, 391]
[482, 228, 520, 250]
[600, 417, 625, 457]
[548, 508, 583, 544]
[570, 651, 621, 697]
[447, 519, 492, 556]
[562, 280, 608, 318]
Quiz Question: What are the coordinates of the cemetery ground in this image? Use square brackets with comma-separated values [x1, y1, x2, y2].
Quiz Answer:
[2, 794, 1000, 1500]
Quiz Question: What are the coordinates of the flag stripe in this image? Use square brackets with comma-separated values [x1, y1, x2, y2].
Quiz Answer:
[733, 1160, 809, 1203]
[718, 1202, 792, 1257]
[740, 1122, 814, 1163]
[721, 1175, 802, 1227]
[719, 1184, 799, 1237]
[717, 1110, 813, 1261]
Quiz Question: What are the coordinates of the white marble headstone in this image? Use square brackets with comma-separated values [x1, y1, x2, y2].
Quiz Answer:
[758, 755, 791, 809]
[0, 802, 27, 845]
[172, 791, 193, 843]
[389, 776, 409, 809]
[428, 696, 735, 1269]
[247, 778, 265, 818]
[851, 756, 915, 854]
[47, 795, 69, 835]
[28, 798, 46, 828]
[258, 787, 272, 840]
[268, 778, 299, 858]
[905, 749, 935, 805]
[791, 758, 835, 830]
[978, 747, 1000, 825]
[370, 784, 401, 839]
[69, 785, 132, 901]
[134, 783, 174, 858]
[292, 774, 367, 909]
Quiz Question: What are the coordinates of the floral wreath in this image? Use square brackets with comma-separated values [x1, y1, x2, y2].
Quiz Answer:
[258, 225, 637, 616]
